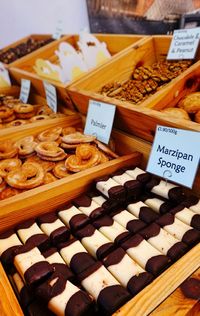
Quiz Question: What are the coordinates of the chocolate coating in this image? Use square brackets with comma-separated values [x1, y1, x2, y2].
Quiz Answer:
[52, 263, 75, 282]
[126, 219, 146, 234]
[0, 229, 15, 239]
[121, 234, 143, 250]
[124, 180, 142, 200]
[97, 285, 131, 314]
[74, 224, 96, 239]
[78, 262, 102, 282]
[168, 187, 184, 202]
[66, 290, 95, 316]
[180, 278, 200, 300]
[20, 285, 34, 308]
[93, 216, 114, 229]
[108, 185, 126, 202]
[1, 245, 22, 265]
[167, 242, 187, 261]
[145, 178, 160, 191]
[96, 242, 116, 260]
[156, 213, 175, 227]
[50, 226, 70, 245]
[182, 229, 200, 245]
[103, 248, 125, 267]
[24, 261, 53, 286]
[181, 195, 199, 208]
[16, 219, 35, 230]
[145, 255, 170, 276]
[69, 214, 90, 231]
[37, 213, 58, 224]
[70, 252, 96, 275]
[139, 206, 159, 223]
[115, 231, 131, 246]
[139, 223, 161, 240]
[191, 214, 200, 231]
[127, 272, 153, 296]
[27, 299, 55, 316]
[26, 234, 50, 252]
[73, 195, 93, 208]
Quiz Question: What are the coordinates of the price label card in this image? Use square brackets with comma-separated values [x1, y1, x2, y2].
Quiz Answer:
[20, 79, 31, 103]
[146, 125, 200, 188]
[0, 62, 11, 87]
[43, 81, 57, 112]
[84, 100, 116, 144]
[52, 19, 63, 40]
[167, 27, 200, 60]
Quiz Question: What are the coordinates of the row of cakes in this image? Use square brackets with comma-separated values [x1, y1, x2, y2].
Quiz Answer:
[0, 166, 199, 315]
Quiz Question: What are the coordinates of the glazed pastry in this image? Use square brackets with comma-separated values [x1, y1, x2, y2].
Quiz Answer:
[0, 230, 22, 265]
[58, 238, 96, 275]
[121, 234, 170, 276]
[103, 248, 153, 295]
[156, 213, 200, 245]
[92, 215, 131, 245]
[73, 195, 106, 219]
[16, 219, 50, 251]
[37, 213, 70, 245]
[36, 273, 94, 316]
[78, 262, 131, 314]
[74, 224, 115, 260]
[127, 201, 159, 223]
[170, 205, 200, 230]
[42, 247, 74, 282]
[14, 243, 53, 286]
[110, 209, 146, 234]
[139, 223, 187, 261]
[58, 203, 89, 231]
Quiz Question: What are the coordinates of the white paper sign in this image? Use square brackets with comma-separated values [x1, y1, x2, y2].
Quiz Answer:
[53, 19, 63, 40]
[43, 81, 57, 112]
[20, 79, 31, 103]
[146, 125, 200, 188]
[0, 62, 11, 87]
[84, 100, 116, 144]
[167, 27, 200, 60]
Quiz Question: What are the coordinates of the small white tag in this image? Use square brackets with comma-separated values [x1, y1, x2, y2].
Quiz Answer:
[53, 19, 63, 40]
[0, 62, 11, 87]
[43, 81, 57, 113]
[146, 125, 200, 188]
[20, 79, 31, 103]
[167, 27, 200, 60]
[84, 100, 116, 144]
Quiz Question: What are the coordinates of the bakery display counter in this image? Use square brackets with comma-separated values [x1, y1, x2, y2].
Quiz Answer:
[68, 36, 200, 141]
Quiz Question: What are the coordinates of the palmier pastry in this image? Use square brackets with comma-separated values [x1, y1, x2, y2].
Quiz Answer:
[0, 187, 22, 200]
[0, 159, 22, 178]
[6, 119, 27, 127]
[0, 177, 6, 192]
[37, 152, 67, 161]
[27, 155, 55, 172]
[61, 127, 77, 136]
[61, 132, 96, 144]
[2, 113, 16, 123]
[37, 127, 62, 142]
[160, 107, 190, 120]
[43, 172, 57, 184]
[65, 144, 101, 172]
[53, 161, 71, 178]
[178, 92, 200, 113]
[14, 103, 35, 119]
[0, 140, 18, 159]
[29, 115, 50, 122]
[36, 105, 53, 116]
[35, 142, 65, 158]
[14, 136, 37, 156]
[194, 110, 200, 123]
[6, 161, 44, 189]
[0, 106, 14, 119]
[94, 139, 119, 158]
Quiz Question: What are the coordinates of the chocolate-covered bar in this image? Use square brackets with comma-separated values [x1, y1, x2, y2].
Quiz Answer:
[73, 195, 106, 219]
[121, 234, 170, 276]
[103, 248, 153, 296]
[111, 209, 146, 234]
[181, 195, 200, 215]
[111, 169, 142, 200]
[42, 247, 74, 282]
[156, 213, 200, 246]
[79, 261, 131, 314]
[74, 224, 115, 260]
[171, 205, 200, 230]
[14, 243, 53, 286]
[11, 270, 34, 309]
[125, 167, 151, 184]
[58, 238, 96, 275]
[87, 190, 117, 212]
[145, 178, 184, 202]
[93, 215, 131, 245]
[16, 219, 49, 251]
[141, 194, 173, 214]
[0, 230, 22, 265]
[37, 213, 70, 245]
[95, 176, 126, 201]
[36, 273, 94, 316]
[127, 201, 159, 223]
[139, 223, 187, 261]
[58, 203, 89, 231]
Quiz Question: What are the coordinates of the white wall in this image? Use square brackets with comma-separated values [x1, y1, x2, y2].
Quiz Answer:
[0, 0, 90, 48]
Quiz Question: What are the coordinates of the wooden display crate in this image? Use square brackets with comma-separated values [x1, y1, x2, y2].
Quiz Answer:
[67, 36, 200, 142]
[0, 34, 54, 66]
[0, 85, 79, 137]
[9, 34, 146, 104]
[0, 130, 199, 316]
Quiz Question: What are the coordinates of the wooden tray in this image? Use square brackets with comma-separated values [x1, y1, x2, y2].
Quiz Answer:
[9, 34, 146, 104]
[67, 36, 200, 142]
[1, 34, 54, 66]
[0, 85, 79, 137]
[0, 130, 199, 316]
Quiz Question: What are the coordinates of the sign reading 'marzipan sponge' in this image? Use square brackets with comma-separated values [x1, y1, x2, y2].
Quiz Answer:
[146, 125, 200, 188]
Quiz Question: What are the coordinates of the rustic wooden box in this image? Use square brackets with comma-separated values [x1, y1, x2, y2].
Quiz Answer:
[9, 34, 146, 104]
[0, 129, 199, 316]
[67, 36, 200, 142]
[0, 85, 79, 137]
[1, 34, 54, 66]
